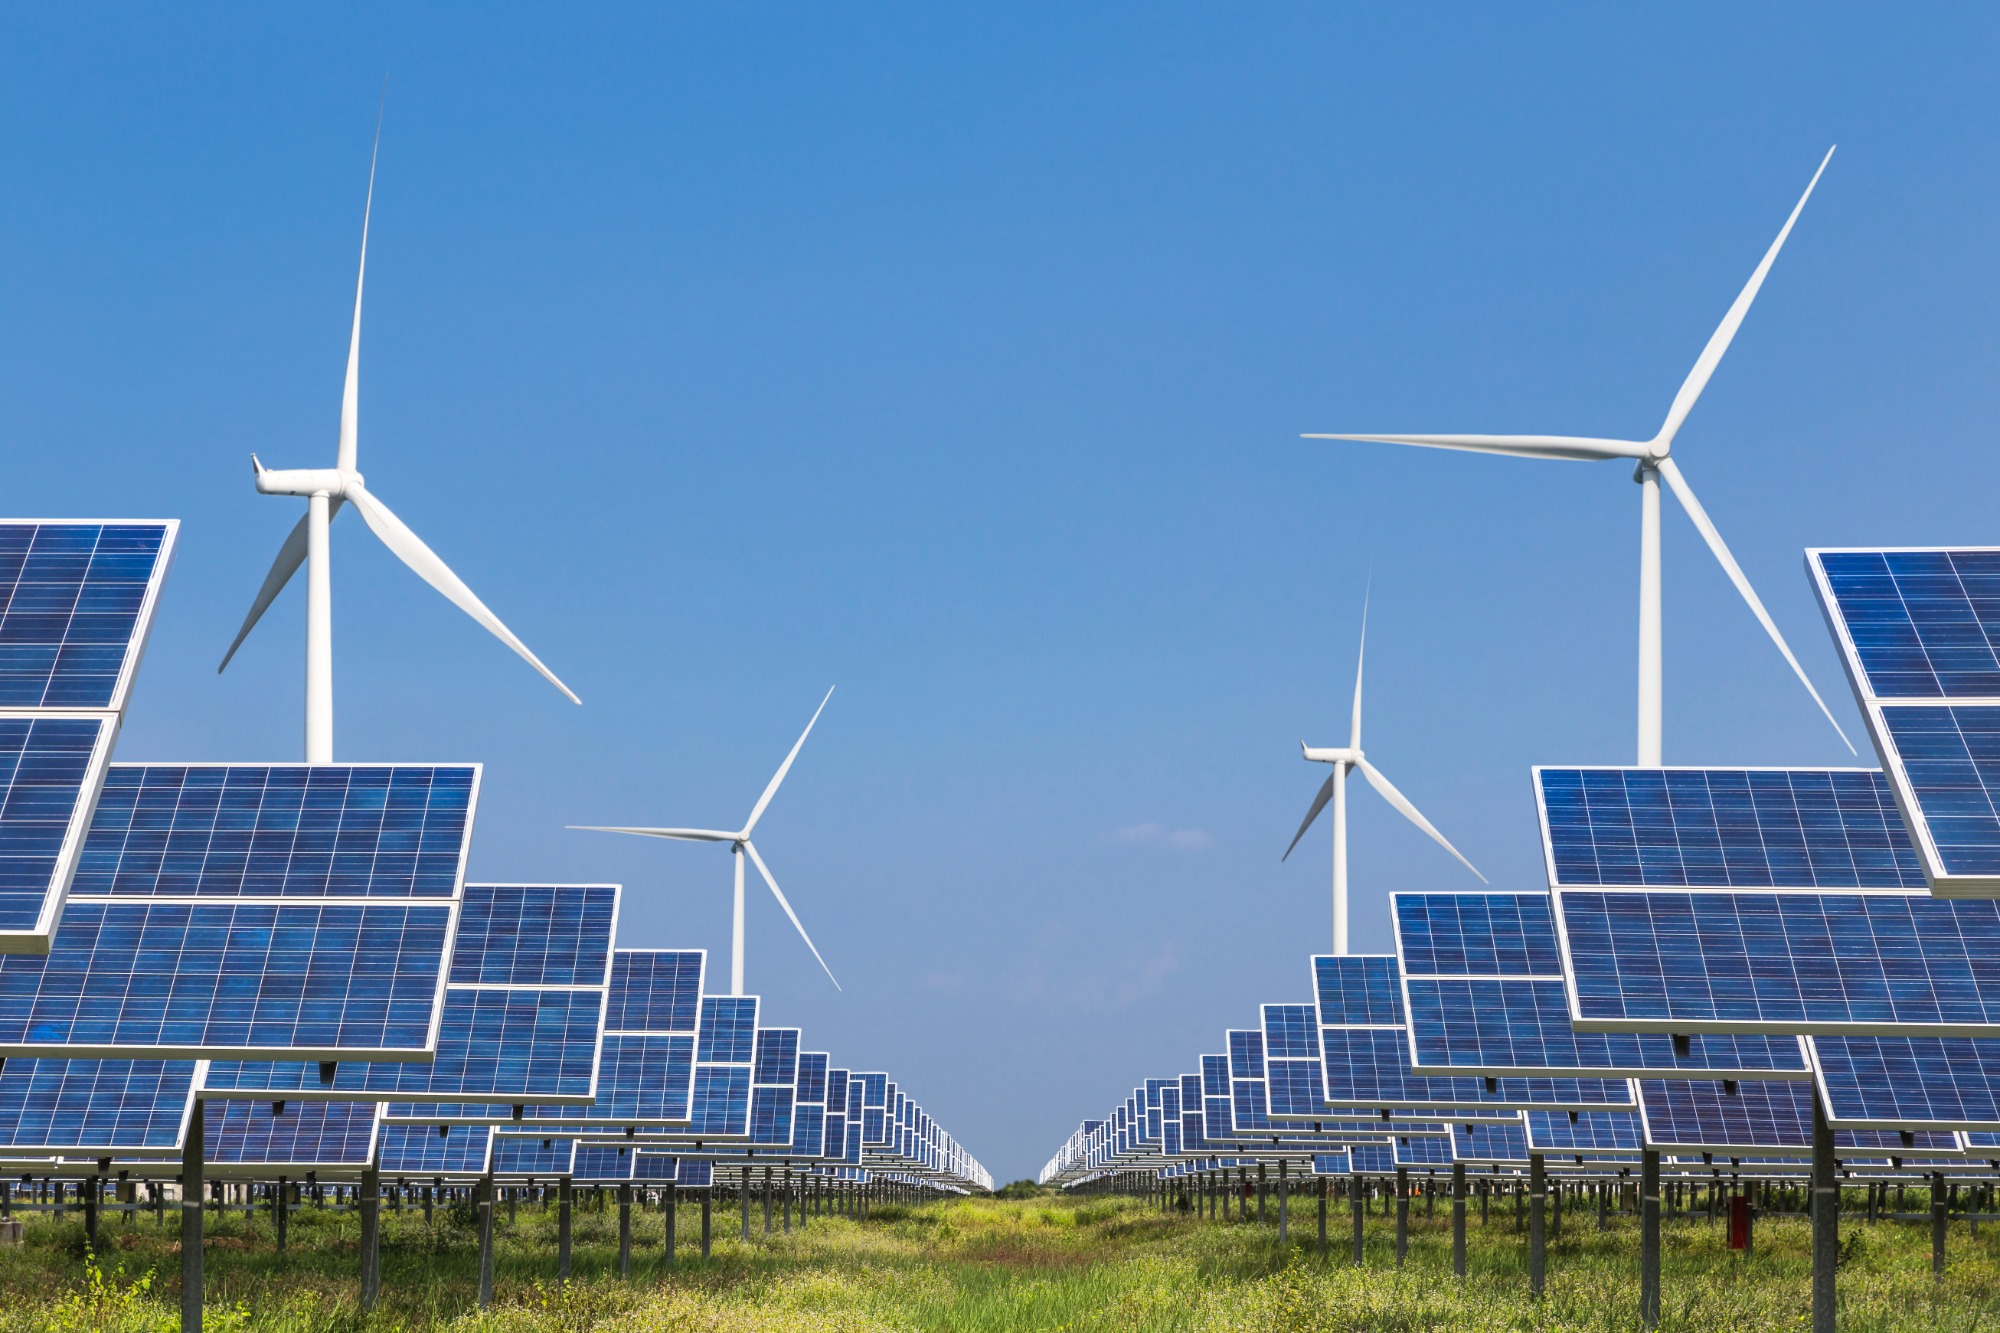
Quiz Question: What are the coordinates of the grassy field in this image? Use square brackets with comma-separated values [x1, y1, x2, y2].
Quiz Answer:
[2, 1183, 1999, 1331]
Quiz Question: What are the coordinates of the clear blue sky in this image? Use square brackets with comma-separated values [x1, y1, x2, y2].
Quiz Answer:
[4, 5, 1997, 1182]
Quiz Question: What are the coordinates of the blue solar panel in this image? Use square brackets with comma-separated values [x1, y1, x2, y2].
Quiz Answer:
[0, 716, 115, 944]
[0, 522, 174, 711]
[1812, 549, 2000, 700]
[748, 1084, 794, 1147]
[605, 951, 704, 1032]
[1394, 1133, 1454, 1167]
[1554, 888, 2000, 1035]
[492, 1135, 571, 1177]
[208, 988, 604, 1102]
[1394, 892, 1812, 1078]
[797, 1052, 828, 1106]
[207, 1099, 379, 1167]
[1809, 549, 2000, 897]
[0, 1057, 194, 1154]
[793, 1100, 826, 1157]
[1639, 1078, 1966, 1158]
[1811, 1035, 2000, 1130]
[572, 1144, 636, 1180]
[1536, 767, 1924, 890]
[1524, 1110, 1641, 1154]
[1314, 954, 1403, 1025]
[753, 1028, 799, 1087]
[516, 1033, 694, 1128]
[1450, 1120, 1528, 1164]
[449, 884, 615, 985]
[699, 997, 757, 1063]
[0, 899, 453, 1057]
[1344, 1143, 1396, 1174]
[77, 764, 477, 899]
[380, 1123, 491, 1176]
[689, 1066, 750, 1136]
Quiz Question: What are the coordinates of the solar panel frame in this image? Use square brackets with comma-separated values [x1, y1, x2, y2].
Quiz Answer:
[1808, 1034, 2000, 1131]
[205, 1098, 382, 1177]
[0, 1056, 200, 1157]
[379, 1122, 493, 1177]
[1637, 1077, 1968, 1160]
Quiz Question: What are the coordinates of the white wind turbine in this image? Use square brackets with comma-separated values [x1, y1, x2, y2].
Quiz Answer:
[1283, 597, 1484, 955]
[571, 689, 840, 997]
[1305, 148, 1853, 767]
[218, 122, 579, 763]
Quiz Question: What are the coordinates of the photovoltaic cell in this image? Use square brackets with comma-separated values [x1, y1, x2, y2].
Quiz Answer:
[1810, 548, 2000, 896]
[77, 765, 477, 899]
[1553, 888, 2000, 1035]
[1394, 892, 1811, 1078]
[1810, 1035, 2000, 1130]
[0, 716, 116, 943]
[1536, 767, 1923, 891]
[0, 522, 174, 712]
[0, 1057, 195, 1155]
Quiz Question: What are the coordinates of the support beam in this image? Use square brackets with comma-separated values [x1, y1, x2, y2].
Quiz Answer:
[1529, 1153, 1546, 1299]
[1278, 1160, 1289, 1243]
[1641, 1150, 1661, 1329]
[1317, 1178, 1327, 1256]
[664, 1181, 677, 1266]
[618, 1183, 632, 1279]
[1350, 1178, 1364, 1265]
[478, 1169, 496, 1310]
[359, 1167, 380, 1312]
[1933, 1171, 1947, 1277]
[558, 1177, 573, 1280]
[1812, 1102, 1835, 1333]
[1452, 1162, 1467, 1278]
[1395, 1167, 1409, 1266]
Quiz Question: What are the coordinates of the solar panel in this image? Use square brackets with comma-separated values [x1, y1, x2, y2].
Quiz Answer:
[1393, 1133, 1454, 1167]
[748, 1028, 798, 1148]
[379, 1123, 491, 1176]
[687, 997, 759, 1138]
[0, 716, 118, 948]
[492, 1135, 571, 1177]
[1809, 1035, 2000, 1130]
[0, 1057, 196, 1156]
[1450, 1120, 1529, 1165]
[1523, 1110, 1641, 1155]
[0, 899, 455, 1058]
[1810, 548, 2000, 895]
[1343, 1143, 1397, 1174]
[1314, 954, 1635, 1111]
[1394, 892, 1811, 1079]
[206, 1099, 380, 1171]
[572, 1144, 637, 1182]
[77, 765, 477, 899]
[604, 950, 705, 1032]
[0, 522, 175, 712]
[1638, 1078, 1966, 1159]
[1552, 888, 2000, 1036]
[205, 883, 616, 1107]
[1535, 766, 1924, 891]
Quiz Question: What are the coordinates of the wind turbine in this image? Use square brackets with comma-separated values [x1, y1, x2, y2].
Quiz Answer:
[218, 118, 579, 763]
[1283, 596, 1484, 954]
[571, 689, 840, 996]
[1305, 148, 1853, 767]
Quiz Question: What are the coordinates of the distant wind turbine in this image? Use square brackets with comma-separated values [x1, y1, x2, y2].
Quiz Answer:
[1283, 596, 1484, 954]
[1304, 148, 1853, 767]
[571, 689, 840, 997]
[218, 114, 579, 763]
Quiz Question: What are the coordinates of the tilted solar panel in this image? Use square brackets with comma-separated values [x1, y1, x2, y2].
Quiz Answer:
[572, 1144, 637, 1181]
[379, 1123, 491, 1176]
[1524, 1110, 1641, 1155]
[207, 883, 615, 1107]
[1393, 1133, 1454, 1167]
[1638, 1078, 1966, 1158]
[1553, 888, 2000, 1036]
[1394, 892, 1810, 1078]
[1535, 766, 1923, 891]
[748, 1028, 798, 1148]
[1810, 1035, 2000, 1130]
[0, 1057, 196, 1156]
[1811, 549, 2000, 895]
[492, 1135, 571, 1177]
[1450, 1119, 1529, 1164]
[0, 716, 118, 947]
[0, 522, 176, 712]
[604, 950, 705, 1032]
[687, 997, 759, 1138]
[206, 1099, 380, 1171]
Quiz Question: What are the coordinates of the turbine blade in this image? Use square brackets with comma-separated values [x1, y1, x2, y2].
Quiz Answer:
[343, 483, 581, 704]
[1653, 147, 1834, 450]
[1350, 588, 1369, 751]
[567, 826, 734, 842]
[1282, 772, 1336, 863]
[741, 687, 834, 837]
[338, 110, 384, 475]
[218, 499, 345, 673]
[1302, 433, 1647, 462]
[1355, 758, 1487, 883]
[1656, 457, 1855, 753]
[743, 839, 839, 991]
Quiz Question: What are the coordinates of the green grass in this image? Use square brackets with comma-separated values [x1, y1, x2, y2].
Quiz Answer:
[3, 1186, 2000, 1330]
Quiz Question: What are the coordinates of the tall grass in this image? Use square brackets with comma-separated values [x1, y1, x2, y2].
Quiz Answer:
[1, 1187, 1996, 1330]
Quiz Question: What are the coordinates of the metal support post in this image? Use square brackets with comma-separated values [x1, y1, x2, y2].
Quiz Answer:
[1317, 1178, 1327, 1256]
[181, 1099, 204, 1333]
[664, 1181, 677, 1266]
[359, 1167, 380, 1312]
[1933, 1171, 1948, 1276]
[763, 1166, 773, 1236]
[1278, 1160, 1289, 1243]
[478, 1169, 496, 1309]
[558, 1177, 573, 1280]
[1351, 1178, 1364, 1265]
[1395, 1167, 1409, 1266]
[702, 1188, 712, 1259]
[1257, 1161, 1267, 1223]
[1641, 1150, 1661, 1329]
[1812, 1102, 1836, 1333]
[618, 1182, 632, 1279]
[1452, 1162, 1467, 1278]
[1529, 1153, 1546, 1299]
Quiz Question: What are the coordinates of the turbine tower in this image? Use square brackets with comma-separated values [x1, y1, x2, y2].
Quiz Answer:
[219, 119, 579, 762]
[1305, 148, 1852, 767]
[1283, 597, 1484, 954]
[572, 689, 840, 996]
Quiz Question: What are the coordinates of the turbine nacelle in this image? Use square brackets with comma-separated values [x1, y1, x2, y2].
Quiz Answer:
[251, 458, 363, 498]
[1300, 743, 1358, 765]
